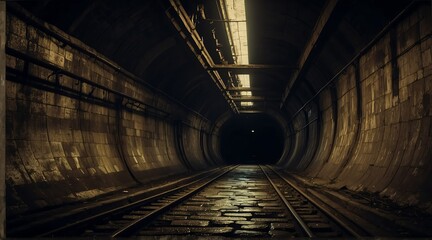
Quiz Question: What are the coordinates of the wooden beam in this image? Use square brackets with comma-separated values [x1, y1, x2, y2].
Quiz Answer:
[280, 0, 340, 108]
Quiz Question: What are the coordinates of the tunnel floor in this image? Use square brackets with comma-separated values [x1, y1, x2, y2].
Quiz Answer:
[8, 165, 432, 238]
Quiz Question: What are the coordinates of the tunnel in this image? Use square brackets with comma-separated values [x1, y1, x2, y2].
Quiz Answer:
[220, 114, 285, 164]
[1, 0, 432, 238]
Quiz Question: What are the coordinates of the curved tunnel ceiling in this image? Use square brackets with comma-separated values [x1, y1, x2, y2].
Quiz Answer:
[17, 0, 413, 120]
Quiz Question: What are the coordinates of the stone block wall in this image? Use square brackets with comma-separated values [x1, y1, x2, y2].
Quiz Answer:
[1, 2, 6, 238]
[283, 111, 308, 168]
[285, 4, 432, 211]
[5, 10, 213, 215]
[302, 89, 336, 177]
[316, 65, 360, 181]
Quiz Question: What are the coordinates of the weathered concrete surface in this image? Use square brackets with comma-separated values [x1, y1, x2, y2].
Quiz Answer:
[5, 10, 213, 216]
[288, 5, 432, 212]
[0, 1, 6, 238]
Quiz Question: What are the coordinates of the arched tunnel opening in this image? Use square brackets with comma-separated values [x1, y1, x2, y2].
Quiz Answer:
[219, 114, 284, 165]
[1, 0, 432, 238]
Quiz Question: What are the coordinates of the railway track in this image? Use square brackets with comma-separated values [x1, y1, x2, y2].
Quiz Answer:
[259, 165, 364, 238]
[12, 165, 237, 237]
[133, 165, 364, 238]
[10, 165, 426, 238]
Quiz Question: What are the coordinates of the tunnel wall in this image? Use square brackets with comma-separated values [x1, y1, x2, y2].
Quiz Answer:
[285, 5, 432, 211]
[285, 112, 308, 168]
[1, 1, 6, 238]
[5, 11, 215, 215]
[208, 112, 233, 166]
[293, 103, 320, 171]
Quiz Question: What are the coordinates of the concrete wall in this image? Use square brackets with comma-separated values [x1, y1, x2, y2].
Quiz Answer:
[1, 1, 6, 238]
[5, 11, 214, 215]
[284, 5, 432, 212]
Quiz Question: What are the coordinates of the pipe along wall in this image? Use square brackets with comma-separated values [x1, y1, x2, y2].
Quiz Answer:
[4, 3, 432, 222]
[5, 10, 223, 216]
[281, 5, 432, 212]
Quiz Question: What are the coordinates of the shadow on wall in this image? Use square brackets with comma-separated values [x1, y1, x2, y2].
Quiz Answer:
[219, 114, 284, 164]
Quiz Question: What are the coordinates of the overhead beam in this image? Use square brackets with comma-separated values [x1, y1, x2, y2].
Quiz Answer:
[238, 110, 265, 114]
[203, 18, 246, 23]
[227, 87, 261, 91]
[165, 0, 239, 113]
[226, 87, 274, 92]
[209, 64, 296, 71]
[280, 0, 340, 108]
[231, 96, 279, 102]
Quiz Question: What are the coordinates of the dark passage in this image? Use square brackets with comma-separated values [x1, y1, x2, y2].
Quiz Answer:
[220, 114, 284, 164]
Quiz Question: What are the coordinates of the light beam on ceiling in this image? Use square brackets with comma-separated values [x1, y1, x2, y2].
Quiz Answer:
[220, 0, 253, 107]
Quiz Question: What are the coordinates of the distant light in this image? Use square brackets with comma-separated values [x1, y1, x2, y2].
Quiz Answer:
[251, 130, 255, 133]
[241, 101, 253, 106]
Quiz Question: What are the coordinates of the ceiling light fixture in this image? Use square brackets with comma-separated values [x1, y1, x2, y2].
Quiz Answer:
[220, 0, 252, 106]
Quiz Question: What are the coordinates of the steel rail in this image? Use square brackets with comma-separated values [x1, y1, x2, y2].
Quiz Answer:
[38, 166, 237, 237]
[267, 165, 365, 238]
[111, 165, 238, 237]
[259, 165, 315, 237]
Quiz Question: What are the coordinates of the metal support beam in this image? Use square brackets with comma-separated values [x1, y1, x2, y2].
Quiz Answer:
[280, 0, 339, 108]
[165, 0, 238, 113]
[231, 96, 279, 102]
[209, 64, 296, 71]
[226, 87, 269, 91]
[238, 110, 265, 114]
[202, 18, 246, 23]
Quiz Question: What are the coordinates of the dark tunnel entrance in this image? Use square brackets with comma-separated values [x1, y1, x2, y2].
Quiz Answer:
[219, 114, 285, 164]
